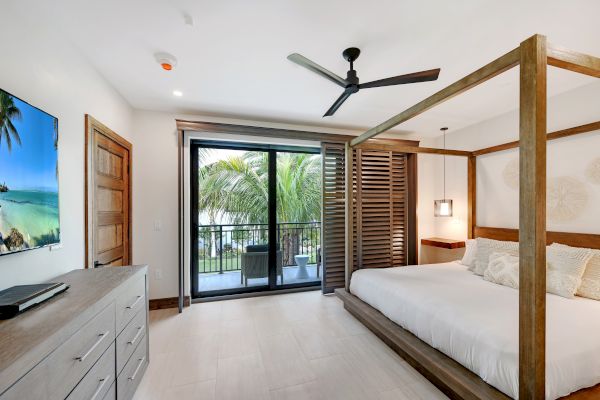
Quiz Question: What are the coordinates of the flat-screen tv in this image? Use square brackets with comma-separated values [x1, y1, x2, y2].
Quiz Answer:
[0, 88, 60, 255]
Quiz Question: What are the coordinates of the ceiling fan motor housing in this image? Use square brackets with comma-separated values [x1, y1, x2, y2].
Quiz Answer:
[346, 70, 359, 88]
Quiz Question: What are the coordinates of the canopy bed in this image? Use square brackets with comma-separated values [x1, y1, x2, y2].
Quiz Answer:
[336, 34, 600, 400]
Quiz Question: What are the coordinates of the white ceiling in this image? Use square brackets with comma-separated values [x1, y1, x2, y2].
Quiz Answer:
[10, 0, 600, 137]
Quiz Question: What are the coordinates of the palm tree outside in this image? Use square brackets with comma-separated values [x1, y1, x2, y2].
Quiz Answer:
[197, 148, 321, 268]
[0, 91, 22, 152]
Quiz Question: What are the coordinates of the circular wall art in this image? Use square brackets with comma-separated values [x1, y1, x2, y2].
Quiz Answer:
[547, 176, 589, 223]
[502, 158, 519, 190]
[585, 157, 600, 185]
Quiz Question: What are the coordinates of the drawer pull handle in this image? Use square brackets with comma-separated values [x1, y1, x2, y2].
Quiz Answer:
[89, 375, 111, 400]
[127, 325, 145, 346]
[75, 331, 109, 362]
[126, 295, 143, 309]
[128, 356, 146, 381]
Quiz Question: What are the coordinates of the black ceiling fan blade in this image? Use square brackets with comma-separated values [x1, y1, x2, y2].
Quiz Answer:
[323, 90, 353, 117]
[287, 53, 348, 88]
[359, 68, 440, 89]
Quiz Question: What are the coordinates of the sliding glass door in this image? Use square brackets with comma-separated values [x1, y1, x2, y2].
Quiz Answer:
[191, 141, 321, 298]
[274, 151, 322, 288]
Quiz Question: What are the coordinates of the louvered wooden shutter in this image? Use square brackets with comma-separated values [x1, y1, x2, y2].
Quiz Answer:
[322, 144, 413, 292]
[391, 152, 408, 266]
[321, 143, 347, 293]
[354, 149, 408, 269]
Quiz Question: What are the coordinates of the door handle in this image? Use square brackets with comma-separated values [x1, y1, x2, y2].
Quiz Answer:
[89, 375, 111, 400]
[128, 357, 146, 381]
[75, 331, 110, 362]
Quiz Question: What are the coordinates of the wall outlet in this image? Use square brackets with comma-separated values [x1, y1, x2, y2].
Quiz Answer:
[154, 268, 163, 280]
[153, 220, 162, 231]
[49, 243, 63, 251]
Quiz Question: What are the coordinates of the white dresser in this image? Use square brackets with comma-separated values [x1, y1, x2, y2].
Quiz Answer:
[0, 266, 149, 400]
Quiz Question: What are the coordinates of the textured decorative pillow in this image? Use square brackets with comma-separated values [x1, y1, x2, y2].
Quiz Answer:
[551, 243, 600, 300]
[546, 245, 593, 299]
[483, 252, 519, 289]
[460, 239, 477, 268]
[474, 238, 519, 276]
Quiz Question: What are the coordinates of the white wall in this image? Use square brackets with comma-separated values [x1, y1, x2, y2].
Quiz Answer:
[423, 81, 600, 243]
[0, 8, 133, 290]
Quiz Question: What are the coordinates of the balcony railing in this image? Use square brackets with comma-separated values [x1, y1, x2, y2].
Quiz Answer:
[197, 222, 321, 274]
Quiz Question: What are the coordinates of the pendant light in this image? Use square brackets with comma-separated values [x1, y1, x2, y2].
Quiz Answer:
[434, 127, 453, 217]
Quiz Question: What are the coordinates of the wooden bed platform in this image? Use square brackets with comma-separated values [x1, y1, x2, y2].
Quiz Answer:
[336, 288, 600, 400]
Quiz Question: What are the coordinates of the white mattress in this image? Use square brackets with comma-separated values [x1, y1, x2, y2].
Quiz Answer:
[350, 262, 600, 399]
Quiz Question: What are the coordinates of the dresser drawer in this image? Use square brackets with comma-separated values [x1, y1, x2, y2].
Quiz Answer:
[66, 342, 115, 400]
[102, 381, 116, 400]
[0, 363, 48, 400]
[0, 303, 116, 400]
[116, 277, 146, 334]
[116, 309, 146, 373]
[117, 338, 147, 400]
[46, 302, 116, 400]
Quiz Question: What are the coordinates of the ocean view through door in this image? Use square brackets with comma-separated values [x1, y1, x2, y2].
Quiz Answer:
[191, 141, 322, 298]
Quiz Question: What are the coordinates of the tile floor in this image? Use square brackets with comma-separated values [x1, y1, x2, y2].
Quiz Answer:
[133, 290, 448, 400]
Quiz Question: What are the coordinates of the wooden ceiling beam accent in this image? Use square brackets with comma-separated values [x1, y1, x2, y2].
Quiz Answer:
[354, 142, 472, 157]
[548, 44, 600, 78]
[472, 120, 600, 156]
[175, 119, 419, 147]
[350, 47, 521, 147]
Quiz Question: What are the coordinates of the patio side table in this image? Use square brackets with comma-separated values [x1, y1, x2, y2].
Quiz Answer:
[294, 254, 310, 279]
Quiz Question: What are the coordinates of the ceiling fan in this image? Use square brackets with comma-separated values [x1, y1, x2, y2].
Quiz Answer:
[287, 47, 440, 117]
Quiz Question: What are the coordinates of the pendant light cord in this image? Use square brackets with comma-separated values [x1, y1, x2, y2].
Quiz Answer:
[443, 130, 446, 200]
[441, 127, 448, 201]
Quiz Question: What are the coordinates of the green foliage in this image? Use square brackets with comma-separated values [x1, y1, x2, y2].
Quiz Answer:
[0, 92, 22, 152]
[198, 150, 321, 224]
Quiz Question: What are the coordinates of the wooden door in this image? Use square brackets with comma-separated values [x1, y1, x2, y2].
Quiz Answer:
[85, 115, 132, 267]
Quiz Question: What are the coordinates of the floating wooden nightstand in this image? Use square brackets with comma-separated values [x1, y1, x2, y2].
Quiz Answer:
[420, 237, 466, 264]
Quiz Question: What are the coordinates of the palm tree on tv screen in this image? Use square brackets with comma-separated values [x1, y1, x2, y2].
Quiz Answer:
[0, 91, 22, 152]
[198, 150, 321, 264]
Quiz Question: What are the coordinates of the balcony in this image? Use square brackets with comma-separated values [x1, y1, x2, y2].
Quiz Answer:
[196, 222, 321, 292]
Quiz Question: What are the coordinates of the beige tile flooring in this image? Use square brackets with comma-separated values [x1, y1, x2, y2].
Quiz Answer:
[133, 290, 449, 400]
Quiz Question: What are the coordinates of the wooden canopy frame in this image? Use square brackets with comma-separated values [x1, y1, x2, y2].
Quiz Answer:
[341, 34, 600, 400]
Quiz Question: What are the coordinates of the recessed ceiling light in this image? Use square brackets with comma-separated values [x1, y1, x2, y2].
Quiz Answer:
[173, 90, 183, 97]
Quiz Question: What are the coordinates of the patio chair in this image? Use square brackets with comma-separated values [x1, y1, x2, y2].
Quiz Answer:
[240, 244, 283, 286]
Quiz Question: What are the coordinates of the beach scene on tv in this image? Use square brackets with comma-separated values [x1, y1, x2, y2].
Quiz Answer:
[0, 89, 60, 255]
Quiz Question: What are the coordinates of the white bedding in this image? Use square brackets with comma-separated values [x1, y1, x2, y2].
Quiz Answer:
[350, 262, 600, 399]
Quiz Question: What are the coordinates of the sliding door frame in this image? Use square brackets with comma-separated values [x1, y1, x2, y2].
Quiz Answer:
[190, 140, 321, 298]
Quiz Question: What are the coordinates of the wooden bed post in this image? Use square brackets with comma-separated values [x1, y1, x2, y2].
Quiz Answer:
[519, 34, 547, 400]
[345, 142, 354, 291]
[467, 155, 476, 239]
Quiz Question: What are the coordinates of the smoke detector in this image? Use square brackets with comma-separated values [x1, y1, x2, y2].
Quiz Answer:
[155, 52, 178, 71]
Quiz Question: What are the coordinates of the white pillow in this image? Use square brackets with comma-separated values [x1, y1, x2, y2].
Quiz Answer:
[474, 238, 519, 276]
[481, 248, 592, 299]
[551, 243, 600, 300]
[546, 245, 593, 299]
[460, 239, 477, 267]
[483, 252, 519, 289]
